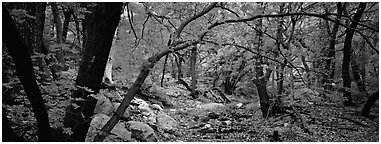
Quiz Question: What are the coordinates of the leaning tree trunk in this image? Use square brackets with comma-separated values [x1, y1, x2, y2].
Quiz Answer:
[342, 2, 366, 106]
[63, 3, 123, 142]
[3, 8, 51, 141]
[93, 3, 218, 141]
[4, 2, 50, 82]
[361, 91, 379, 117]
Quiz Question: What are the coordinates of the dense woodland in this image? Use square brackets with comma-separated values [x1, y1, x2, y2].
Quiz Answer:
[2, 2, 379, 142]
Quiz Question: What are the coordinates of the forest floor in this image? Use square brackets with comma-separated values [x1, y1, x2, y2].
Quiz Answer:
[149, 87, 379, 142]
[4, 79, 379, 142]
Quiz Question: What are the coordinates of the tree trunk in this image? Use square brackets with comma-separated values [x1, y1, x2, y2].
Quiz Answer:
[351, 52, 368, 94]
[361, 91, 379, 117]
[4, 2, 49, 81]
[160, 54, 169, 87]
[276, 63, 286, 95]
[323, 2, 344, 90]
[51, 2, 63, 44]
[103, 46, 115, 84]
[3, 8, 51, 141]
[63, 3, 123, 141]
[176, 53, 183, 80]
[190, 46, 198, 98]
[72, 11, 82, 45]
[62, 7, 73, 41]
[342, 2, 366, 106]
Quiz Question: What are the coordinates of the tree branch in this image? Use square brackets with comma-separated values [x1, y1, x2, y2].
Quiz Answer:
[172, 2, 218, 45]
[206, 12, 378, 53]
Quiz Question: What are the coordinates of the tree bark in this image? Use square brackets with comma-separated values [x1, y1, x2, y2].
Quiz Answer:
[3, 8, 51, 141]
[160, 54, 169, 87]
[62, 7, 73, 41]
[4, 2, 49, 81]
[63, 3, 123, 142]
[361, 91, 379, 117]
[51, 2, 63, 43]
[190, 46, 198, 98]
[342, 2, 366, 106]
[176, 53, 183, 79]
[323, 2, 344, 90]
[351, 52, 368, 94]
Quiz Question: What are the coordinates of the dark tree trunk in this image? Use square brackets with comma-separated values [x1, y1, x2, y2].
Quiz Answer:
[51, 2, 63, 43]
[160, 54, 169, 87]
[51, 3, 68, 80]
[4, 2, 46, 52]
[252, 2, 272, 118]
[254, 78, 270, 117]
[323, 2, 344, 90]
[3, 8, 51, 141]
[342, 3, 366, 106]
[80, 3, 90, 48]
[361, 91, 379, 117]
[351, 52, 368, 94]
[176, 53, 183, 80]
[276, 63, 286, 95]
[190, 46, 198, 98]
[4, 2, 49, 81]
[63, 3, 123, 142]
[62, 7, 73, 41]
[72, 11, 82, 45]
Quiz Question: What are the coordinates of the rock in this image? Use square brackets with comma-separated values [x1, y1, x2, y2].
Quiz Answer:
[236, 103, 243, 108]
[131, 97, 148, 105]
[199, 103, 225, 111]
[126, 121, 157, 142]
[151, 104, 163, 111]
[145, 111, 157, 126]
[245, 102, 260, 111]
[112, 102, 131, 118]
[156, 111, 178, 132]
[94, 95, 114, 116]
[138, 102, 153, 114]
[86, 114, 131, 142]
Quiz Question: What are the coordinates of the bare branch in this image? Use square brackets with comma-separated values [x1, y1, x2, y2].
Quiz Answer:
[205, 12, 378, 54]
[126, 4, 138, 41]
[173, 2, 218, 40]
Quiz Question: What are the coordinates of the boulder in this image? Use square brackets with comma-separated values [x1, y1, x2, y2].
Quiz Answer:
[151, 104, 163, 111]
[126, 121, 157, 142]
[94, 95, 114, 116]
[245, 102, 260, 111]
[198, 103, 225, 111]
[156, 111, 178, 132]
[86, 114, 131, 142]
[138, 102, 154, 115]
[131, 97, 148, 105]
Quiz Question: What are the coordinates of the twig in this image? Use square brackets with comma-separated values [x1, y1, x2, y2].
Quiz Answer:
[338, 116, 369, 128]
